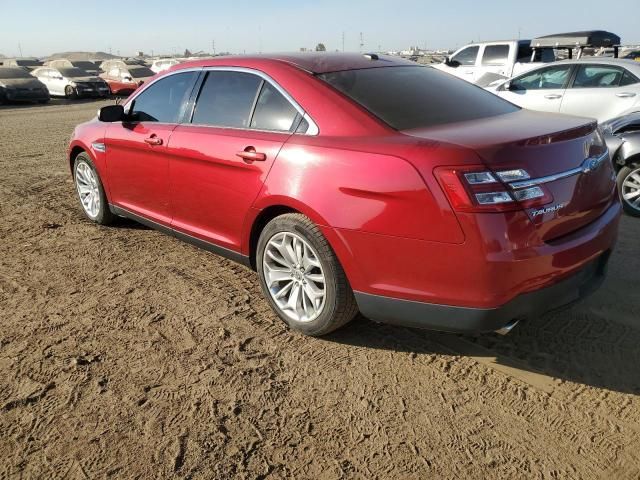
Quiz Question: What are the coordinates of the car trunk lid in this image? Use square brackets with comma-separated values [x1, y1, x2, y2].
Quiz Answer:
[404, 110, 616, 241]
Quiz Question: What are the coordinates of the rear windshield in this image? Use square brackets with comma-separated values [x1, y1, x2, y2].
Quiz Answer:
[0, 68, 33, 79]
[59, 67, 90, 77]
[318, 66, 519, 130]
[129, 67, 154, 78]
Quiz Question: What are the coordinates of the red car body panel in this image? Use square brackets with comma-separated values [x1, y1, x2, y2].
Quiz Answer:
[69, 53, 621, 333]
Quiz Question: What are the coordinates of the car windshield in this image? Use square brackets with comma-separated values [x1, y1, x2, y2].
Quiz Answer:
[128, 67, 154, 78]
[72, 62, 97, 70]
[0, 67, 33, 79]
[59, 67, 90, 78]
[318, 66, 519, 130]
[15, 60, 41, 66]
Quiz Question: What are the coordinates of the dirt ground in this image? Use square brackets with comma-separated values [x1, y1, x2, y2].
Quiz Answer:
[0, 99, 639, 479]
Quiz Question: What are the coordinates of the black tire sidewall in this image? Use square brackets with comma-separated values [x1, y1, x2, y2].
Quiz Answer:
[617, 164, 640, 217]
[256, 215, 344, 336]
[73, 153, 113, 225]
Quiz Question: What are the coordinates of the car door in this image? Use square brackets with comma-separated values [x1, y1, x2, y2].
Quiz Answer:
[104, 71, 199, 225]
[478, 44, 511, 80]
[559, 64, 640, 122]
[497, 64, 573, 113]
[49, 69, 67, 96]
[447, 46, 480, 81]
[167, 70, 301, 251]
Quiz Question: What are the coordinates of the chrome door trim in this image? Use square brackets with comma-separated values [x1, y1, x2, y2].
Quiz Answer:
[123, 66, 319, 136]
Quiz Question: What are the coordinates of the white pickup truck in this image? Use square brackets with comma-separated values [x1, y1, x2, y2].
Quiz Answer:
[433, 40, 555, 86]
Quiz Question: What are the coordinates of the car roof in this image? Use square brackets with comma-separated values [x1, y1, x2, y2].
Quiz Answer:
[175, 53, 418, 74]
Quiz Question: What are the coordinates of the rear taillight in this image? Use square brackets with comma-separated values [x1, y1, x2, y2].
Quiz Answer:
[434, 166, 553, 213]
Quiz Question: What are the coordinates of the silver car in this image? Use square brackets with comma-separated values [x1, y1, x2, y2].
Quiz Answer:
[491, 58, 640, 123]
[603, 112, 640, 216]
[32, 66, 110, 99]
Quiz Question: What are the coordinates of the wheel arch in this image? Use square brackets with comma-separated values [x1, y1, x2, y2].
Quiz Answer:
[243, 197, 364, 289]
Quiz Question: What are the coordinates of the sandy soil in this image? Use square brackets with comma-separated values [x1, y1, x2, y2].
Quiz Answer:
[1, 99, 639, 479]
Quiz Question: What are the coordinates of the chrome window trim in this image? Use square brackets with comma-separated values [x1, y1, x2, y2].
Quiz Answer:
[507, 151, 609, 189]
[123, 66, 319, 135]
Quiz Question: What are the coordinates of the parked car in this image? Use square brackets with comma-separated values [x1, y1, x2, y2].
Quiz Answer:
[434, 40, 555, 86]
[99, 59, 146, 72]
[68, 53, 620, 337]
[151, 58, 181, 73]
[622, 50, 640, 62]
[490, 58, 640, 123]
[0, 67, 49, 104]
[437, 31, 621, 87]
[0, 57, 44, 71]
[32, 66, 110, 98]
[602, 112, 640, 216]
[46, 59, 101, 76]
[100, 65, 154, 95]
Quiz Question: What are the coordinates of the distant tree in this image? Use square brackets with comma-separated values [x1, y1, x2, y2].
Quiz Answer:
[184, 48, 192, 57]
[315, 43, 327, 52]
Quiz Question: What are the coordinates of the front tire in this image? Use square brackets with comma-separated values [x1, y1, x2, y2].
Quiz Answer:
[617, 164, 640, 217]
[65, 85, 77, 99]
[257, 213, 358, 336]
[73, 153, 114, 225]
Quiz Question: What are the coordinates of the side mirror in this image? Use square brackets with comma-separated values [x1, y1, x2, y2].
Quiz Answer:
[123, 76, 133, 82]
[98, 104, 125, 122]
[445, 58, 461, 68]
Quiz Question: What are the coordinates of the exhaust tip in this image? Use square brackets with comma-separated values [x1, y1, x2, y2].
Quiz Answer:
[495, 319, 520, 336]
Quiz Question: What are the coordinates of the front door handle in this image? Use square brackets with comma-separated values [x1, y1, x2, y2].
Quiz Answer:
[544, 94, 562, 99]
[236, 147, 266, 162]
[144, 135, 163, 146]
[616, 92, 637, 98]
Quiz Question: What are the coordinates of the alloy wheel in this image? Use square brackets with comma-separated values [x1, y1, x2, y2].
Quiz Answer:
[622, 167, 640, 213]
[262, 231, 326, 323]
[75, 162, 101, 219]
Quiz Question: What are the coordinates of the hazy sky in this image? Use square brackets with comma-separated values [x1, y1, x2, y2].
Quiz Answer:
[1, 0, 638, 57]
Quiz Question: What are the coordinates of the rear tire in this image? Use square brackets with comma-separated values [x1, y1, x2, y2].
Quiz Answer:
[617, 164, 640, 217]
[257, 213, 358, 336]
[73, 152, 114, 225]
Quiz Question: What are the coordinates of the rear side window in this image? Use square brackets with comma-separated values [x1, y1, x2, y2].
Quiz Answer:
[620, 69, 639, 86]
[510, 65, 572, 90]
[192, 71, 262, 128]
[482, 45, 509, 66]
[573, 65, 624, 88]
[319, 66, 518, 130]
[130, 71, 197, 123]
[451, 46, 479, 66]
[250, 82, 298, 131]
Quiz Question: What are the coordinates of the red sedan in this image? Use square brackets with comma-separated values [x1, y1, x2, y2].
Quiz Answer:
[68, 53, 620, 336]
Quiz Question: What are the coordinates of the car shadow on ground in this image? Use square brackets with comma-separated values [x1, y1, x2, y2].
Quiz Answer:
[324, 311, 640, 395]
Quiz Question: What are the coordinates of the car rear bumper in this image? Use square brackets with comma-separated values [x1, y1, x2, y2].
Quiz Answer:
[354, 250, 610, 333]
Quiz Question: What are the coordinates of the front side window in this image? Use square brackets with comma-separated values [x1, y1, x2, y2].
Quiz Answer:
[482, 45, 510, 66]
[250, 82, 298, 131]
[319, 66, 518, 130]
[451, 46, 479, 66]
[510, 65, 572, 91]
[573, 65, 624, 88]
[130, 72, 197, 123]
[192, 71, 262, 128]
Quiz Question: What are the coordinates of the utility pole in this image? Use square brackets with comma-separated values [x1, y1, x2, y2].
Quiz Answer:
[359, 32, 364, 52]
[212, 39, 216, 55]
[18, 42, 23, 57]
[342, 32, 345, 52]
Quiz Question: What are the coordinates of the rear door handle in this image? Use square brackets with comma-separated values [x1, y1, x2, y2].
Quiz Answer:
[144, 135, 163, 146]
[616, 92, 637, 98]
[236, 147, 266, 162]
[544, 94, 562, 99]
